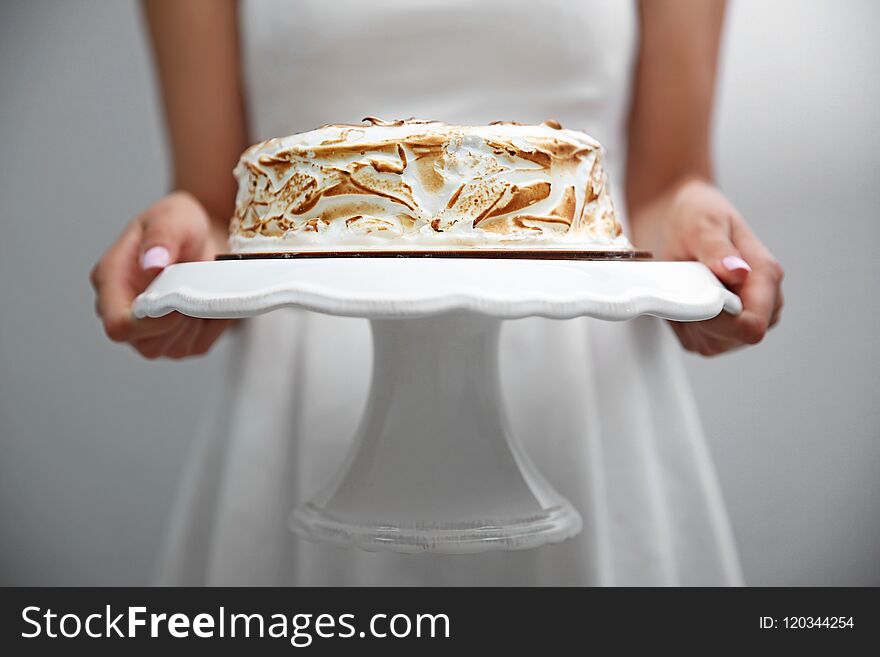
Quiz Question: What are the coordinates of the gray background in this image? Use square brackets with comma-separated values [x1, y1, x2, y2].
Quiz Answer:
[0, 0, 877, 585]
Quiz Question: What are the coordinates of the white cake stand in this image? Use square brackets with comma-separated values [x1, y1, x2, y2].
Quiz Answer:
[134, 258, 740, 554]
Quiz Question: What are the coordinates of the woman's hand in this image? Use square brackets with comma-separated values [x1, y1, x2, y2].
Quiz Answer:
[631, 178, 785, 356]
[90, 191, 233, 359]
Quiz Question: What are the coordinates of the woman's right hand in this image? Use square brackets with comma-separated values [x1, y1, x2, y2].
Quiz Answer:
[90, 191, 233, 359]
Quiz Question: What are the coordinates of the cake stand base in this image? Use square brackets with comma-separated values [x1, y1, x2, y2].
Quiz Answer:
[289, 312, 582, 553]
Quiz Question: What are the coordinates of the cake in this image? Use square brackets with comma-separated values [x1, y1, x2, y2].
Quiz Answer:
[229, 117, 632, 254]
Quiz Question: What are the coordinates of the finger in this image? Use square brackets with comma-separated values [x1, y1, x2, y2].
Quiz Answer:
[93, 220, 181, 341]
[731, 218, 781, 273]
[98, 273, 184, 343]
[162, 315, 201, 357]
[92, 193, 214, 347]
[697, 330, 743, 356]
[163, 318, 206, 359]
[692, 310, 759, 344]
[689, 325, 721, 356]
[769, 289, 784, 328]
[92, 225, 144, 342]
[670, 321, 702, 355]
[96, 280, 139, 343]
[169, 319, 232, 358]
[687, 217, 752, 289]
[129, 315, 189, 357]
[190, 319, 233, 355]
[131, 322, 186, 359]
[90, 219, 141, 293]
[139, 191, 211, 268]
[134, 318, 230, 360]
[129, 313, 187, 341]
[129, 334, 168, 360]
[699, 269, 778, 345]
[703, 341, 743, 357]
[731, 219, 784, 340]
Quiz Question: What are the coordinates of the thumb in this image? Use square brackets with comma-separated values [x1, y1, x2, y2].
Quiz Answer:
[693, 231, 752, 288]
[139, 193, 212, 271]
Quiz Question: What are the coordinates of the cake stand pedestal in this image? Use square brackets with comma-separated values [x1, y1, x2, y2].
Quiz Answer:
[134, 258, 740, 554]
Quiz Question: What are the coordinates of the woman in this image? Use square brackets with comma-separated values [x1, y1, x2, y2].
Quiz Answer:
[91, 0, 783, 585]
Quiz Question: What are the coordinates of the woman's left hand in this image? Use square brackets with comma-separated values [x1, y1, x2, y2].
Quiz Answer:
[632, 178, 785, 356]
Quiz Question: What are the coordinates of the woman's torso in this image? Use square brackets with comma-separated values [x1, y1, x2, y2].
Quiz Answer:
[157, 1, 745, 586]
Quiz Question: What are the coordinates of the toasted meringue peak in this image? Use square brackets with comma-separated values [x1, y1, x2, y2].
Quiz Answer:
[231, 119, 629, 252]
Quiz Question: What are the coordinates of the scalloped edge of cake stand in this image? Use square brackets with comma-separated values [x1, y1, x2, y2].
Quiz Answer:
[133, 258, 741, 321]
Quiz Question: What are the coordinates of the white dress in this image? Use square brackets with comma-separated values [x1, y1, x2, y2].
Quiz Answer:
[156, 0, 744, 586]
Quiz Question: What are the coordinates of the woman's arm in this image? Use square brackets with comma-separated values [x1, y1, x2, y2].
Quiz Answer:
[142, 0, 248, 226]
[627, 0, 784, 355]
[626, 0, 723, 210]
[90, 0, 247, 359]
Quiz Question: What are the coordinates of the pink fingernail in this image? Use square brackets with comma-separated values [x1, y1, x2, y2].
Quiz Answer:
[722, 255, 751, 273]
[141, 246, 170, 270]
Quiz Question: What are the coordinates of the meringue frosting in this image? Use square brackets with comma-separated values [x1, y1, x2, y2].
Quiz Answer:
[230, 118, 630, 252]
